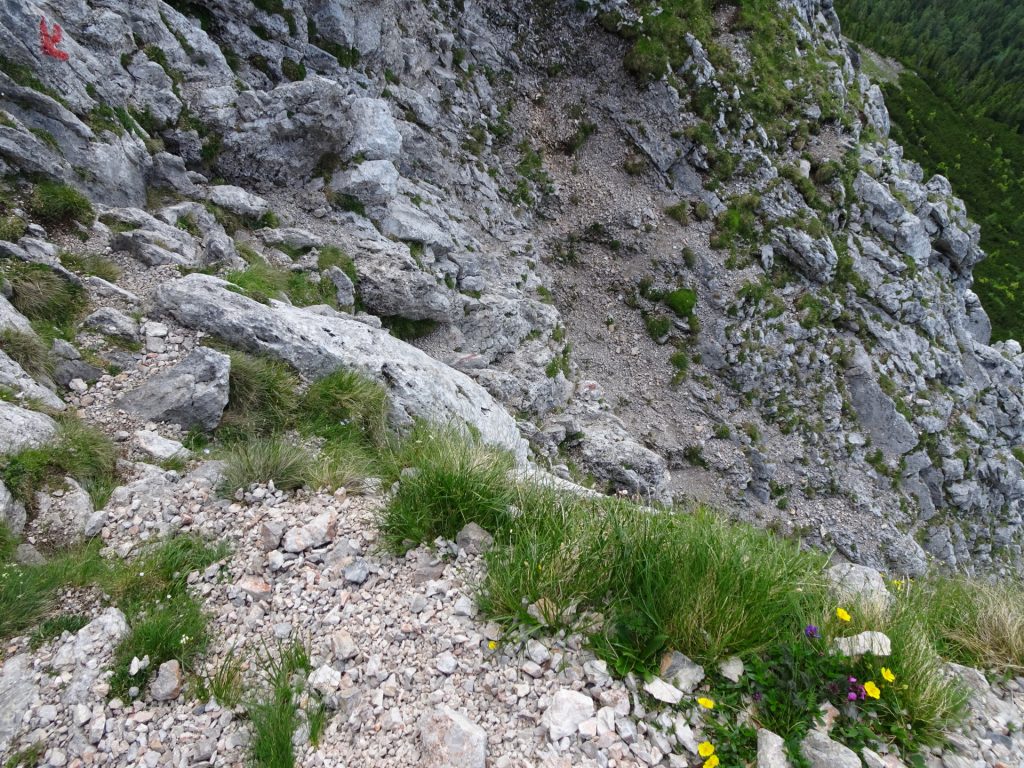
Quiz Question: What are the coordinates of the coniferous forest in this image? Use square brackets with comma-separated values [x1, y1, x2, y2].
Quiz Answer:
[837, 0, 1024, 342]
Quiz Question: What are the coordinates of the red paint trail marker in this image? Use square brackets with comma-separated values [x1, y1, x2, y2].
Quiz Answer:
[40, 17, 69, 61]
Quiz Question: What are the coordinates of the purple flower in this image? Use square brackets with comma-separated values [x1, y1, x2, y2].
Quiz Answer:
[752, 691, 763, 702]
[847, 691, 858, 701]
[804, 625, 820, 639]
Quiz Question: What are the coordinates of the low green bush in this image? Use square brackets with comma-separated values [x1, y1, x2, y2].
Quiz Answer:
[644, 313, 672, 339]
[664, 286, 697, 318]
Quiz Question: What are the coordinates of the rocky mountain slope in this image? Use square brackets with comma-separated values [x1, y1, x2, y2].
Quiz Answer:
[1, 0, 1021, 575]
[2, 0, 1024, 766]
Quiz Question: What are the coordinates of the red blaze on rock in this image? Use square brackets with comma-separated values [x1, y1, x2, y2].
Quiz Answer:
[40, 17, 69, 61]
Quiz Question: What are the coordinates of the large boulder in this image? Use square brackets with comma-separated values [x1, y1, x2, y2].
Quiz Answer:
[153, 275, 528, 462]
[0, 401, 57, 456]
[116, 347, 230, 431]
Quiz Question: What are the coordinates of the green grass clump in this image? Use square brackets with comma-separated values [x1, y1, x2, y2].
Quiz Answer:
[1, 262, 85, 325]
[299, 368, 389, 446]
[105, 535, 227, 697]
[379, 423, 516, 552]
[664, 286, 697, 318]
[644, 313, 672, 340]
[195, 650, 244, 709]
[472, 490, 830, 665]
[226, 261, 336, 308]
[665, 201, 690, 225]
[247, 639, 315, 768]
[58, 250, 121, 282]
[1, 416, 118, 509]
[280, 58, 306, 81]
[0, 215, 27, 242]
[30, 613, 90, 647]
[381, 316, 439, 341]
[305, 441, 377, 493]
[901, 575, 1024, 672]
[0, 528, 227, 701]
[3, 741, 45, 768]
[109, 597, 208, 697]
[220, 438, 313, 494]
[0, 328, 52, 381]
[317, 245, 358, 285]
[220, 351, 299, 438]
[0, 533, 108, 639]
[28, 181, 95, 227]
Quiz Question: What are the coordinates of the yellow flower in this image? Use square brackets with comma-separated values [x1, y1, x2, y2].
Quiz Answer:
[697, 697, 715, 710]
[864, 681, 881, 699]
[836, 607, 851, 622]
[881, 667, 896, 683]
[487, 640, 497, 650]
[704, 756, 720, 768]
[698, 741, 715, 758]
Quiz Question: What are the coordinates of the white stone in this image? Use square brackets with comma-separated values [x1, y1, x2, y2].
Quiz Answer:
[643, 677, 683, 705]
[719, 656, 745, 683]
[134, 430, 190, 462]
[542, 689, 595, 741]
[833, 631, 891, 657]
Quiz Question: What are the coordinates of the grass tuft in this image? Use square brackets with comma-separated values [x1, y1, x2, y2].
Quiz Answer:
[30, 613, 90, 647]
[299, 368, 389, 446]
[248, 639, 314, 768]
[379, 423, 516, 552]
[904, 575, 1024, 672]
[58, 250, 121, 282]
[1, 416, 119, 509]
[28, 181, 95, 227]
[220, 351, 299, 438]
[226, 261, 337, 308]
[0, 328, 52, 381]
[0, 532, 108, 640]
[220, 438, 313, 494]
[1, 262, 86, 330]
